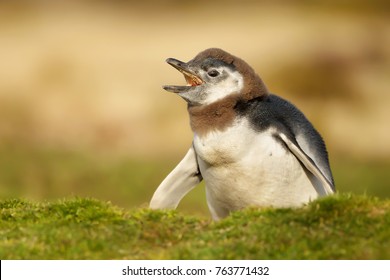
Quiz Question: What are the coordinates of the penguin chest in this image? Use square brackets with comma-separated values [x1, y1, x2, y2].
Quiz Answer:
[193, 122, 249, 167]
[193, 118, 284, 169]
[193, 118, 317, 213]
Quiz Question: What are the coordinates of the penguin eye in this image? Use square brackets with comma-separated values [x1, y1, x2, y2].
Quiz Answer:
[207, 69, 220, 77]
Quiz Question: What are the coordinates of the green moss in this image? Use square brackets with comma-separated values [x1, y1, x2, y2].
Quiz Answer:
[0, 195, 389, 259]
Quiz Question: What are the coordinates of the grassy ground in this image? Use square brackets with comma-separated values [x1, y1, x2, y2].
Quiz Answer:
[1, 194, 389, 259]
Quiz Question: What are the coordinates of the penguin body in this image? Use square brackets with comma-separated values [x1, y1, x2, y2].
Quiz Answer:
[150, 48, 335, 220]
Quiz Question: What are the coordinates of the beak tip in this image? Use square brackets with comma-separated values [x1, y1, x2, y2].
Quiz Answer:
[166, 58, 176, 65]
[166, 58, 186, 69]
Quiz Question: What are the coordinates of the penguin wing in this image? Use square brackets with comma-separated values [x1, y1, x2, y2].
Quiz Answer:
[278, 132, 335, 195]
[150, 145, 203, 209]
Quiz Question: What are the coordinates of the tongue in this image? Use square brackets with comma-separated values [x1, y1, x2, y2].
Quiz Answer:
[184, 74, 202, 86]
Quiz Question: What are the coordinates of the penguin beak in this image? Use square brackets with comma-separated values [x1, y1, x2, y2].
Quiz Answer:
[163, 58, 203, 93]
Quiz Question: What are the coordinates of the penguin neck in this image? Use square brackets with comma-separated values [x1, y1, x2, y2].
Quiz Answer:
[187, 94, 241, 137]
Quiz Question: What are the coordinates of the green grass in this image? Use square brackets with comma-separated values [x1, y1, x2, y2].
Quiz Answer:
[1, 194, 389, 259]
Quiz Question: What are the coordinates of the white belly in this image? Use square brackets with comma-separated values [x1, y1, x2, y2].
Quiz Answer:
[193, 118, 318, 220]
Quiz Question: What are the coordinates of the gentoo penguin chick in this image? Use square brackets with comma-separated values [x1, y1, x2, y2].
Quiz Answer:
[150, 48, 335, 220]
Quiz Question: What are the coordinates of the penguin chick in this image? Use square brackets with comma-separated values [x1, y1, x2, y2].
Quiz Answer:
[150, 48, 335, 220]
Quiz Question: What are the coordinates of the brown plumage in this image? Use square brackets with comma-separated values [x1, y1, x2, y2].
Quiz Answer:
[188, 93, 240, 136]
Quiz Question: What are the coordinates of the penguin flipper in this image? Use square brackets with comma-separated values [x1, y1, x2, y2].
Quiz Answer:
[150, 145, 203, 209]
[277, 132, 335, 196]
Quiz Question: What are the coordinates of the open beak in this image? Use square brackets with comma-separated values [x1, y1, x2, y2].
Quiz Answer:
[163, 58, 203, 93]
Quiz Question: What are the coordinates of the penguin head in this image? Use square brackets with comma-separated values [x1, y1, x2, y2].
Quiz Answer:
[163, 48, 268, 106]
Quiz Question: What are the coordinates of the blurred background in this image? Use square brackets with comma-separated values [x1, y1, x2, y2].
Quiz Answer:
[0, 0, 389, 216]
